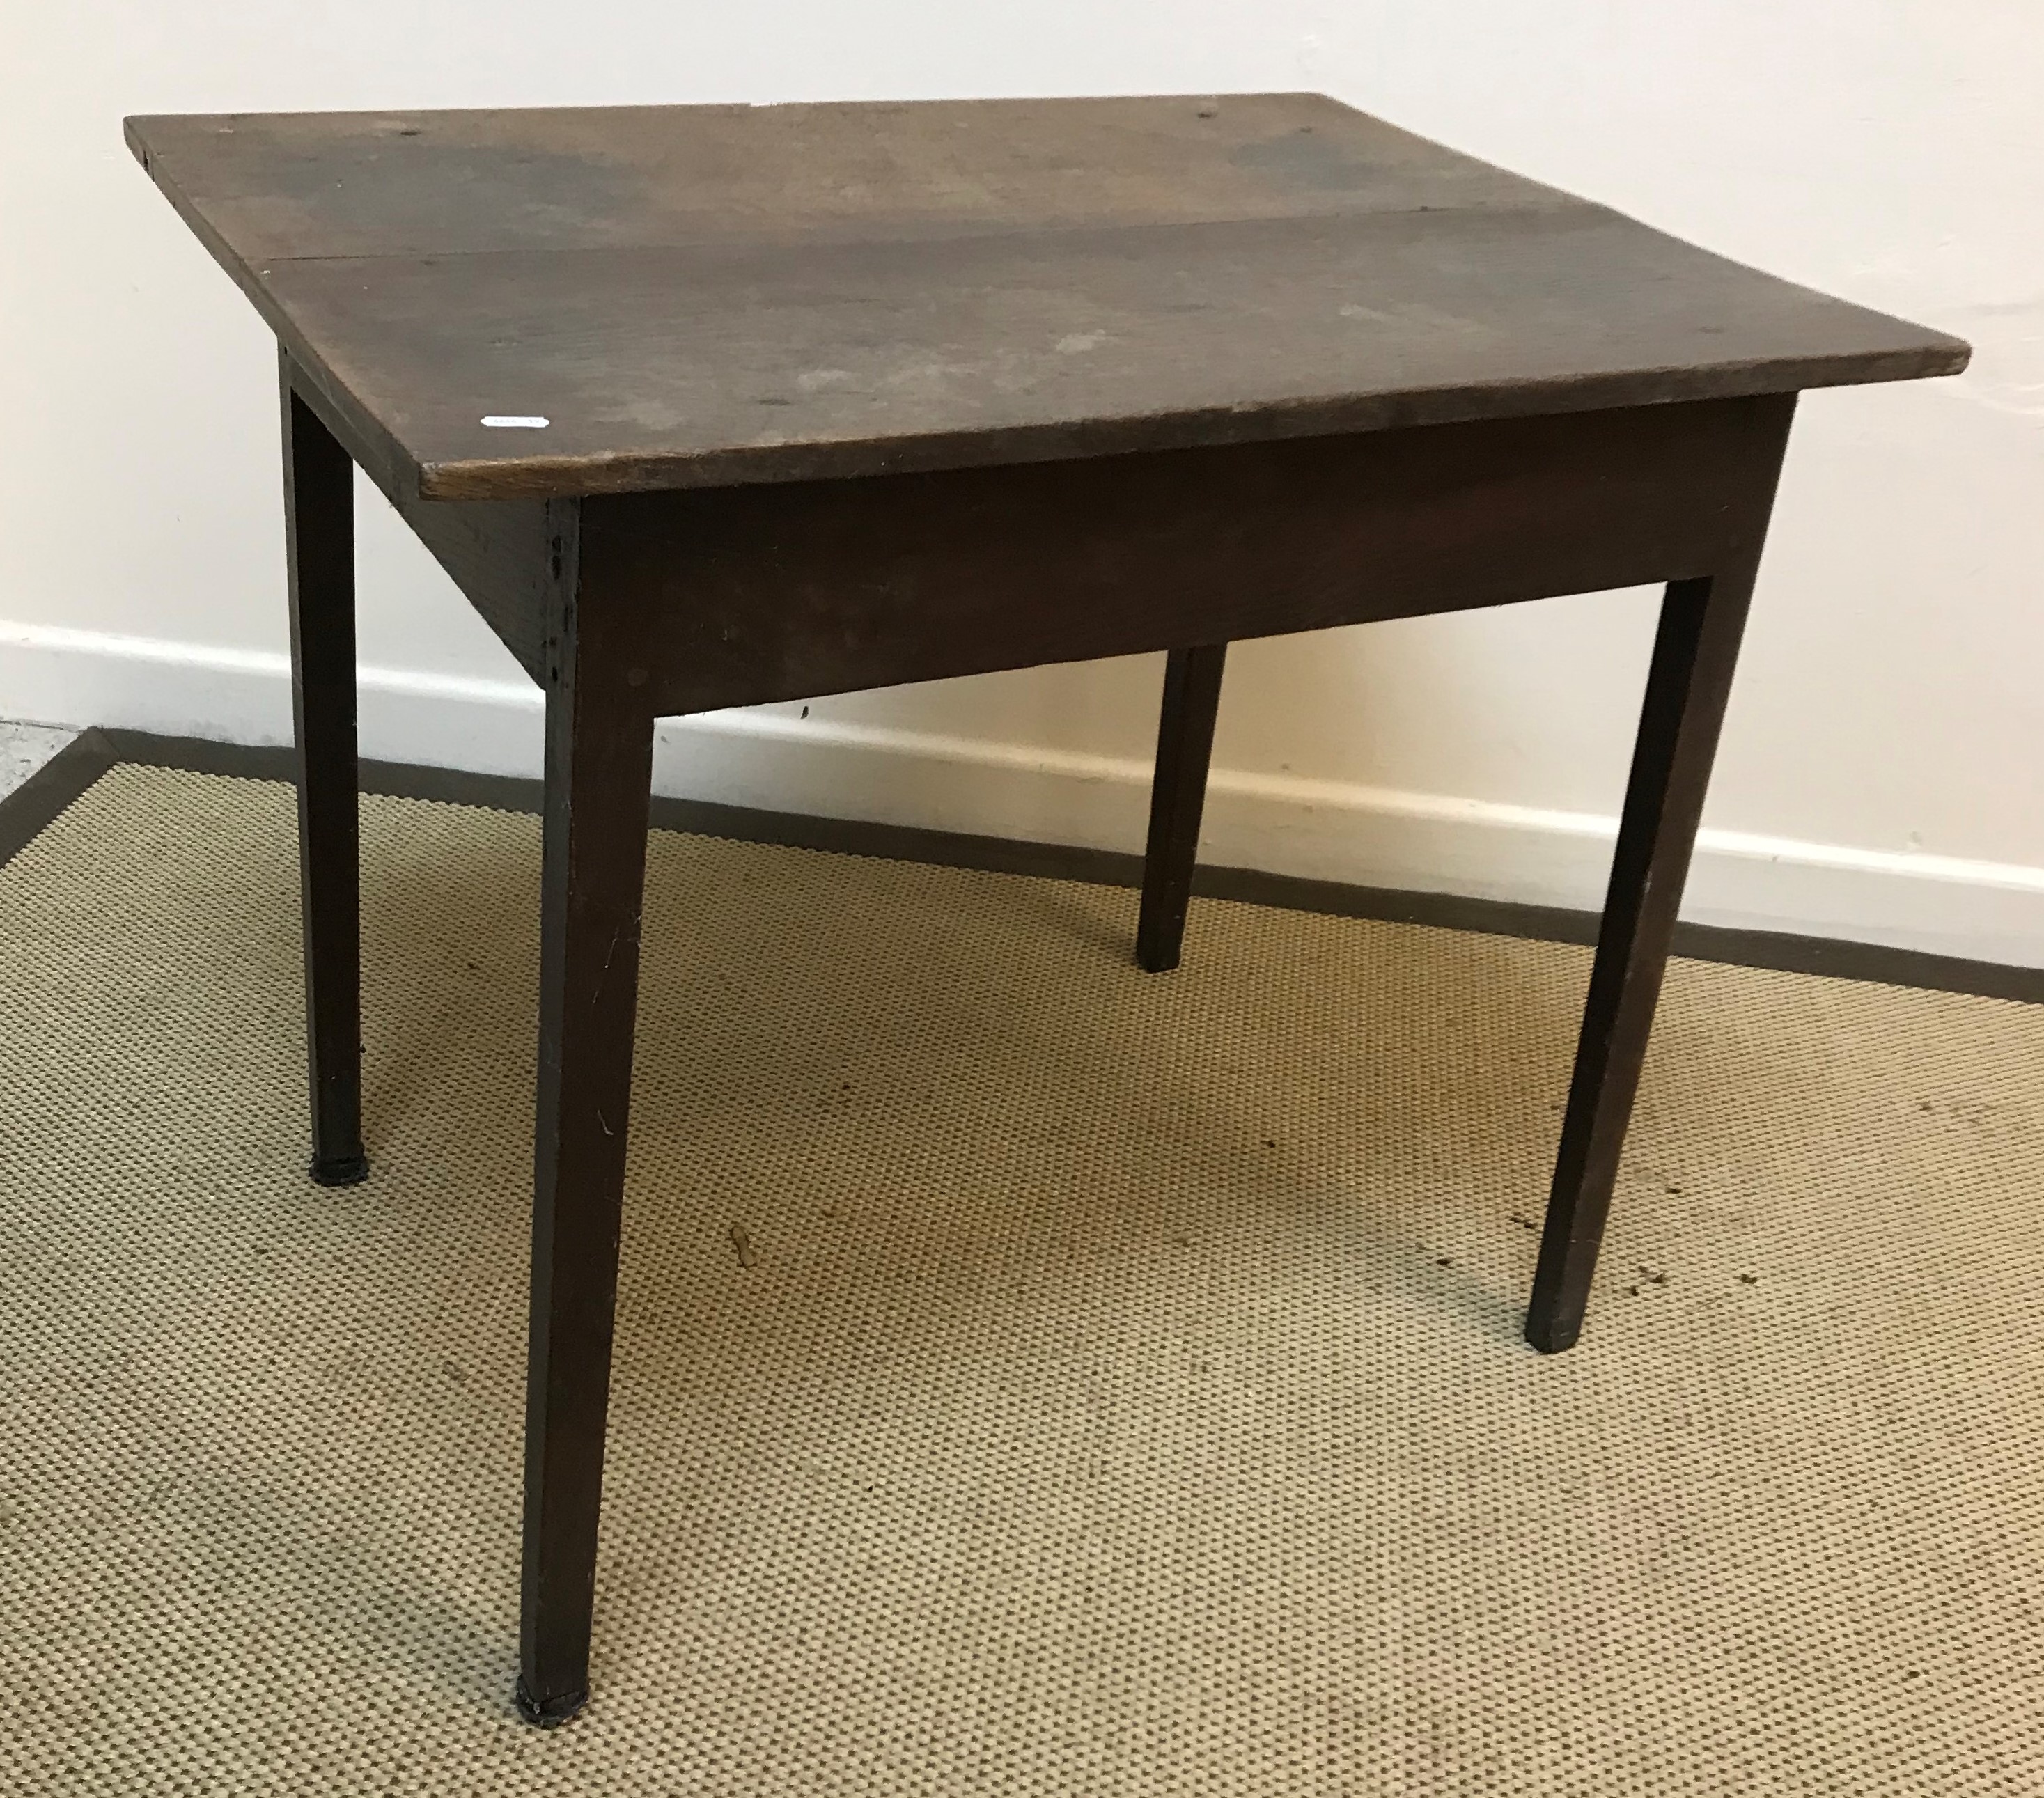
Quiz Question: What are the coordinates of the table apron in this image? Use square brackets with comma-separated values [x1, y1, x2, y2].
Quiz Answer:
[595, 393, 1793, 715]
[313, 383, 1795, 714]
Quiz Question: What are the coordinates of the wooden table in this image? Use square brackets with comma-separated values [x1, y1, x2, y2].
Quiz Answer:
[127, 94, 1966, 1724]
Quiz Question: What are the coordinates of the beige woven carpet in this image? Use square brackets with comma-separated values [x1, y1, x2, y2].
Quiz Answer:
[4, 764, 2043, 1795]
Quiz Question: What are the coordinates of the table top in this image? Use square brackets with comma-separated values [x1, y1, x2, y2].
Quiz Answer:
[127, 95, 1967, 503]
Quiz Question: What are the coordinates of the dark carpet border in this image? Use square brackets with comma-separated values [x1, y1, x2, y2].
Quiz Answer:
[4, 725, 2039, 1007]
[0, 728, 123, 871]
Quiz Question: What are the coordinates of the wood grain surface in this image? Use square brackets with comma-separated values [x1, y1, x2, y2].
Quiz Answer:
[129, 96, 1967, 501]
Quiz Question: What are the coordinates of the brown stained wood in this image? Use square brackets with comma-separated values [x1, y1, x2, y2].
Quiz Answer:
[586, 394, 1794, 718]
[1526, 529, 1788, 1352]
[127, 97, 1967, 501]
[124, 96, 1579, 259]
[387, 492, 572, 684]
[281, 354, 368, 1187]
[282, 359, 564, 682]
[1137, 645, 1228, 974]
[141, 92, 1972, 1729]
[518, 581, 655, 1728]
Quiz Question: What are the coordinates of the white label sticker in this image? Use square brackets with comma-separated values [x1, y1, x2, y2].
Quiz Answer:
[481, 415, 549, 428]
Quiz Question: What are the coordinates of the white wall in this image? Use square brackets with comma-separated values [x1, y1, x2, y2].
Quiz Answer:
[6, 2, 2043, 960]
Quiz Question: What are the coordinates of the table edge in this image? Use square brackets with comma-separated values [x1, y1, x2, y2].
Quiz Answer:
[123, 113, 1972, 506]
[412, 343, 1965, 501]
[127, 117, 426, 500]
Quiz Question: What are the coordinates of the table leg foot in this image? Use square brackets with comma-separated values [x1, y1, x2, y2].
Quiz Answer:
[1524, 1306, 1585, 1358]
[307, 1151, 370, 1187]
[1137, 643, 1228, 974]
[514, 1674, 588, 1729]
[1525, 570, 1758, 1353]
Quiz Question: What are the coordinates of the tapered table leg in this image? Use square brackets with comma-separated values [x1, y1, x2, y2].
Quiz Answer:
[1525, 570, 1760, 1353]
[515, 616, 656, 1727]
[1137, 643, 1228, 973]
[281, 357, 367, 1187]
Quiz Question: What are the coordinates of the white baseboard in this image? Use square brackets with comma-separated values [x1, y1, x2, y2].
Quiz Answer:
[8, 618, 2044, 968]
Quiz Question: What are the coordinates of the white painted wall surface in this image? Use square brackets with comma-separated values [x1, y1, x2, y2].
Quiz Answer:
[5, 3, 2041, 959]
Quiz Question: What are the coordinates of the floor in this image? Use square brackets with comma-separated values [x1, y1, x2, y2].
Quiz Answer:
[4, 760, 2041, 1795]
[0, 719, 77, 802]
